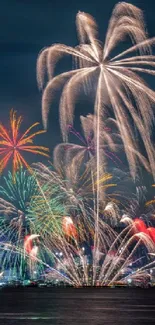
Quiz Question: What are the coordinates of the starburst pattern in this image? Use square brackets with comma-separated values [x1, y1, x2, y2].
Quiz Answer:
[0, 110, 49, 175]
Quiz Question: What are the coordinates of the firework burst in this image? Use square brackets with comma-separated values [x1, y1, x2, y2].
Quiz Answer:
[37, 2, 155, 271]
[0, 109, 49, 175]
[54, 115, 122, 172]
[0, 168, 67, 279]
[37, 2, 155, 179]
[0, 168, 39, 215]
[0, 2, 155, 287]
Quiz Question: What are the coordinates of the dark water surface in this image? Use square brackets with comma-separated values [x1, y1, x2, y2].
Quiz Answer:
[0, 287, 155, 325]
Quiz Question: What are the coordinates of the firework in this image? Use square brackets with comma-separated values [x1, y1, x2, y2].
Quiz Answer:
[0, 168, 39, 215]
[0, 3, 155, 287]
[0, 166, 155, 286]
[54, 115, 123, 173]
[37, 2, 155, 271]
[0, 109, 49, 175]
[0, 168, 71, 279]
[33, 161, 117, 224]
[37, 2, 155, 180]
[29, 161, 155, 285]
[62, 216, 78, 239]
[2, 205, 155, 287]
[0, 169, 40, 278]
[147, 228, 155, 243]
[123, 185, 155, 227]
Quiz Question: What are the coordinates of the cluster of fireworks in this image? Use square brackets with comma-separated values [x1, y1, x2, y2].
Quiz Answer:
[0, 2, 155, 286]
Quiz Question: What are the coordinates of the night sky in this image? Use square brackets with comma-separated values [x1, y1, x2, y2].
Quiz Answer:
[0, 0, 155, 158]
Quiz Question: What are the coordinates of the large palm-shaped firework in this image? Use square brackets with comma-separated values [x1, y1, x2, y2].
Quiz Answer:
[37, 2, 155, 179]
[37, 2, 155, 268]
[0, 109, 49, 175]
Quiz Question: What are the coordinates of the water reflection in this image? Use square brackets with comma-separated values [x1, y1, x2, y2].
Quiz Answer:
[0, 287, 155, 324]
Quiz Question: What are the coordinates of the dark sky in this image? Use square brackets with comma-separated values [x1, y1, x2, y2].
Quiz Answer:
[0, 0, 155, 158]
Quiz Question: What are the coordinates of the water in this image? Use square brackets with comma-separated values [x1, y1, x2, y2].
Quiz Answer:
[0, 287, 155, 324]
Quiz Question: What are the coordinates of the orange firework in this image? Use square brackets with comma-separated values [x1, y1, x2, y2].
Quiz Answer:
[0, 109, 49, 174]
[62, 216, 78, 239]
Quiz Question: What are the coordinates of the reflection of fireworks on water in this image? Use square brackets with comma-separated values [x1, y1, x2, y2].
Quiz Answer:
[0, 109, 49, 175]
